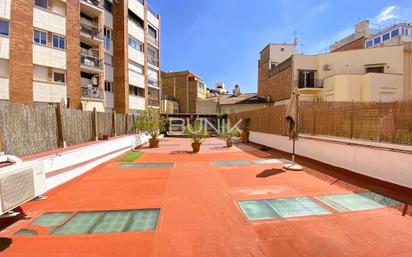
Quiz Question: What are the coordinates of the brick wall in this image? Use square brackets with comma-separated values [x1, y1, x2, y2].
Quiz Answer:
[113, 0, 129, 114]
[258, 61, 269, 98]
[9, 0, 33, 104]
[66, 0, 81, 109]
[332, 37, 365, 53]
[268, 66, 292, 102]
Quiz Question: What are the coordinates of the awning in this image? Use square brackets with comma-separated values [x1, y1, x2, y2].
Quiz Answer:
[81, 101, 105, 112]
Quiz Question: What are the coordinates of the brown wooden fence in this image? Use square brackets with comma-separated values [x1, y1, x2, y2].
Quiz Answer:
[0, 101, 137, 157]
[229, 101, 412, 145]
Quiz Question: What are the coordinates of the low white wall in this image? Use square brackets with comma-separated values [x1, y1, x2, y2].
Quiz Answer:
[250, 131, 412, 189]
[29, 134, 150, 190]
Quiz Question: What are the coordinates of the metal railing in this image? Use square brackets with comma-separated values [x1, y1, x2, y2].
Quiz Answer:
[81, 48, 99, 58]
[148, 99, 160, 107]
[148, 35, 159, 46]
[294, 79, 323, 89]
[80, 52, 102, 69]
[80, 18, 103, 40]
[81, 85, 104, 100]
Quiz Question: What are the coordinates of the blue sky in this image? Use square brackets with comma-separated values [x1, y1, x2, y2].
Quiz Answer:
[149, 0, 412, 93]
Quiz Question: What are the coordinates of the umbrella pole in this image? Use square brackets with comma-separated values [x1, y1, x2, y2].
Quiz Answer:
[292, 139, 295, 164]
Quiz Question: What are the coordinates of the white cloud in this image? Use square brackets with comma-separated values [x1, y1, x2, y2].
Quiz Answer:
[374, 6, 398, 23]
[306, 2, 331, 18]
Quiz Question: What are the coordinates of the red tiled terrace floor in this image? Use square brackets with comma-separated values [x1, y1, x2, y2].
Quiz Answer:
[1, 137, 412, 257]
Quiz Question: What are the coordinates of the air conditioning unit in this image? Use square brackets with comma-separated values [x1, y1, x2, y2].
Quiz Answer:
[323, 64, 332, 71]
[0, 161, 46, 216]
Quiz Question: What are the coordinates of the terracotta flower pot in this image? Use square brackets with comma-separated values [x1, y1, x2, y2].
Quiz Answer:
[192, 143, 201, 153]
[241, 131, 249, 143]
[99, 134, 109, 140]
[226, 140, 233, 147]
[149, 138, 160, 148]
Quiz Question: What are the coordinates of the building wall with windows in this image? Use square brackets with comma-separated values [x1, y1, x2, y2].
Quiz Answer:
[161, 71, 206, 113]
[103, 0, 160, 113]
[0, 0, 160, 114]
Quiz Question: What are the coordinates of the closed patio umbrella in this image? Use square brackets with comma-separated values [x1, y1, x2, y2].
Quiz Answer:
[284, 87, 303, 171]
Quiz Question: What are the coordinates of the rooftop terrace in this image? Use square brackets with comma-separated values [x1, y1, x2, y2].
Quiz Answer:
[1, 137, 412, 256]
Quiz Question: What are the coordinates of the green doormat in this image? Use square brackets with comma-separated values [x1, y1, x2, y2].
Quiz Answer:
[117, 151, 143, 162]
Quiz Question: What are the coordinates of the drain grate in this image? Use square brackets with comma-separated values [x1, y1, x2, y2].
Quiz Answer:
[48, 209, 160, 235]
[238, 197, 331, 221]
[315, 192, 401, 212]
[31, 212, 73, 227]
[117, 163, 174, 168]
[14, 229, 38, 236]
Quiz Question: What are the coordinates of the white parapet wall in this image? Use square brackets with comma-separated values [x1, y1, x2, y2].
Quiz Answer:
[250, 131, 412, 189]
[27, 133, 151, 191]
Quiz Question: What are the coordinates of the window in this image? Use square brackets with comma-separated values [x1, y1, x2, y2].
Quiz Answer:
[128, 37, 143, 51]
[365, 66, 384, 73]
[104, 81, 113, 92]
[34, 30, 47, 45]
[366, 40, 373, 48]
[104, 27, 111, 49]
[147, 47, 158, 66]
[52, 35, 65, 49]
[373, 37, 381, 45]
[391, 29, 399, 38]
[35, 0, 48, 9]
[280, 48, 285, 52]
[104, 0, 112, 13]
[148, 25, 157, 39]
[128, 10, 144, 28]
[0, 20, 9, 36]
[104, 54, 112, 65]
[382, 33, 390, 41]
[53, 72, 65, 83]
[129, 85, 145, 97]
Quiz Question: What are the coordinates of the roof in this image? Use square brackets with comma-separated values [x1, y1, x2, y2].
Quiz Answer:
[202, 93, 272, 105]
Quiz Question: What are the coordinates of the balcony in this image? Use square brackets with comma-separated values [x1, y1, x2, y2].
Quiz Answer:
[148, 35, 159, 47]
[80, 18, 103, 45]
[294, 79, 323, 89]
[147, 56, 159, 67]
[81, 48, 103, 72]
[80, 0, 103, 18]
[81, 85, 104, 100]
[148, 98, 160, 107]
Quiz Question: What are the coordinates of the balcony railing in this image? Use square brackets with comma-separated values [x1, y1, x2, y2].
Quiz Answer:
[81, 51, 103, 69]
[148, 56, 159, 67]
[81, 85, 104, 100]
[81, 0, 103, 8]
[148, 35, 159, 46]
[148, 80, 159, 88]
[294, 79, 323, 89]
[80, 18, 103, 40]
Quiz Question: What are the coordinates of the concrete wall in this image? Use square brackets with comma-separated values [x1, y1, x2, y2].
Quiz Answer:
[250, 131, 412, 189]
[128, 0, 144, 20]
[33, 7, 66, 35]
[33, 81, 66, 103]
[128, 46, 145, 65]
[33, 45, 66, 69]
[128, 20, 145, 43]
[128, 70, 145, 87]
[196, 100, 217, 114]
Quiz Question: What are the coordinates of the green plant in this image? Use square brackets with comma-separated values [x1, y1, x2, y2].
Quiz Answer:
[216, 112, 228, 120]
[219, 123, 239, 142]
[133, 109, 166, 139]
[184, 121, 209, 144]
[243, 118, 251, 133]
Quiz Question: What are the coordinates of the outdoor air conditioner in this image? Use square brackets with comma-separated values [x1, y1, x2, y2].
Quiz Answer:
[0, 161, 46, 216]
[323, 64, 332, 71]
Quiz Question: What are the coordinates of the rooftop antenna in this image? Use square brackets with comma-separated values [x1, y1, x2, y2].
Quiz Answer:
[300, 43, 304, 54]
[293, 31, 298, 45]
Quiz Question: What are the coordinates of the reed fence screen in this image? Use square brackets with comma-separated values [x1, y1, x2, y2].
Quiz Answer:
[229, 101, 412, 145]
[0, 101, 137, 157]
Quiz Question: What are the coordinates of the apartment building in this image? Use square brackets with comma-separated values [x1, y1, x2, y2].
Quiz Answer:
[103, 0, 160, 113]
[257, 43, 296, 99]
[0, 0, 160, 114]
[161, 71, 207, 113]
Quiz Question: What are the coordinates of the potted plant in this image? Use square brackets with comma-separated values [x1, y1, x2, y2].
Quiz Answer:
[219, 123, 239, 147]
[184, 121, 209, 153]
[133, 109, 166, 148]
[241, 118, 250, 143]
